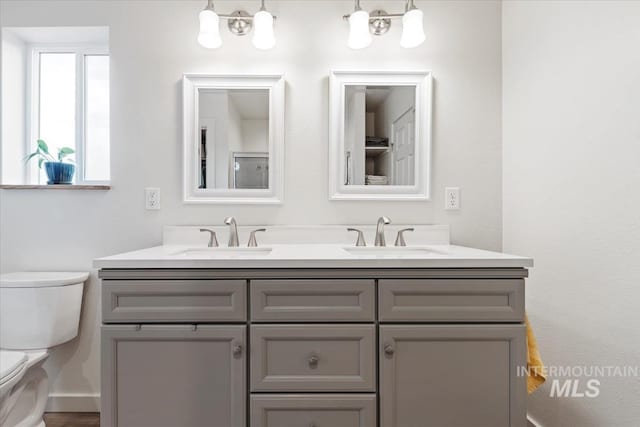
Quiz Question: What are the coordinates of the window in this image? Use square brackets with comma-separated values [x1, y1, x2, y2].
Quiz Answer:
[30, 46, 110, 184]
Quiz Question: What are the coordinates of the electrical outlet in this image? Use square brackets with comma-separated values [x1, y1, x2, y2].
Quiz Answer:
[445, 187, 460, 210]
[145, 187, 161, 210]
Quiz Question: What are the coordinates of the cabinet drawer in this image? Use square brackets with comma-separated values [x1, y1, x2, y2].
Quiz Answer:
[102, 280, 246, 323]
[251, 394, 376, 427]
[379, 279, 524, 322]
[250, 279, 375, 322]
[250, 325, 376, 392]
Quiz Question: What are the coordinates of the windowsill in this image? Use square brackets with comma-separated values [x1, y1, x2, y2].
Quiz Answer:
[0, 184, 111, 190]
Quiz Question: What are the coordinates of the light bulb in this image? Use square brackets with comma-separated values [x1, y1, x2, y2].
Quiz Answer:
[400, 8, 425, 48]
[348, 10, 372, 50]
[252, 9, 276, 50]
[198, 8, 222, 49]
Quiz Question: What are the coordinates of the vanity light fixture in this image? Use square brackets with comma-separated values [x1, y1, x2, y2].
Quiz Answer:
[197, 0, 276, 50]
[344, 0, 426, 49]
[347, 0, 372, 50]
[400, 1, 426, 48]
[198, 0, 222, 49]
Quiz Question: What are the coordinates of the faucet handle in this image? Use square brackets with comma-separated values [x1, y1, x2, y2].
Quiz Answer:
[347, 228, 367, 247]
[394, 228, 415, 247]
[248, 228, 266, 247]
[199, 228, 219, 247]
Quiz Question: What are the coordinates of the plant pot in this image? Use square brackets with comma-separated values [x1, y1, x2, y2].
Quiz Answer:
[44, 162, 75, 185]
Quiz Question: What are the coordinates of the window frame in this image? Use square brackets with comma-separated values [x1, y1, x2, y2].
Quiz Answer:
[27, 44, 110, 185]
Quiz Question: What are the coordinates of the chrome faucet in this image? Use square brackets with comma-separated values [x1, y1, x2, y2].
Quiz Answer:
[248, 228, 266, 247]
[224, 217, 239, 247]
[374, 216, 391, 247]
[199, 228, 218, 247]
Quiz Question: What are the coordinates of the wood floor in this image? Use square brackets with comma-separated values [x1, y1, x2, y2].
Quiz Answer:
[43, 412, 100, 427]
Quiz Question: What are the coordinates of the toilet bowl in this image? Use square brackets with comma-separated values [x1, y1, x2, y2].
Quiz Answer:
[0, 272, 88, 427]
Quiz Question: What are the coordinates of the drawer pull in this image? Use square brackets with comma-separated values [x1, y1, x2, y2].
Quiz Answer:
[310, 423, 317, 427]
[384, 344, 395, 355]
[308, 353, 319, 367]
[232, 343, 243, 356]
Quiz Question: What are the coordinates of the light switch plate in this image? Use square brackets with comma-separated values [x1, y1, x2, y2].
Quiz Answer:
[145, 187, 161, 210]
[445, 187, 460, 210]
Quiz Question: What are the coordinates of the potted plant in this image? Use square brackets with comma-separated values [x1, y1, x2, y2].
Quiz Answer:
[25, 139, 76, 185]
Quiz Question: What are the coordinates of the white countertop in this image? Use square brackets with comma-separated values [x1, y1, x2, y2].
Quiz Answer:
[94, 225, 532, 269]
[93, 243, 532, 269]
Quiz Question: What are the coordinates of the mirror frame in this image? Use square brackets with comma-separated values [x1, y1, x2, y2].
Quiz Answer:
[329, 70, 432, 200]
[183, 74, 285, 204]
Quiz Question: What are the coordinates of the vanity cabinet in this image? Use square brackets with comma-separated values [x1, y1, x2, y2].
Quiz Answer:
[100, 269, 527, 427]
[379, 325, 526, 427]
[101, 324, 246, 427]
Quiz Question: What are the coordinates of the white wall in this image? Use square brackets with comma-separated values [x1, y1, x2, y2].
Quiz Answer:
[240, 119, 268, 153]
[1, 29, 26, 184]
[0, 0, 503, 410]
[503, 1, 640, 425]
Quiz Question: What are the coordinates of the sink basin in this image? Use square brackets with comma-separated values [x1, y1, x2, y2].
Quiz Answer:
[342, 246, 442, 258]
[173, 247, 273, 258]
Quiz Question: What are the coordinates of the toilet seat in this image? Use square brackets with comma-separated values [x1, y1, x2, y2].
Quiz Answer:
[0, 351, 27, 387]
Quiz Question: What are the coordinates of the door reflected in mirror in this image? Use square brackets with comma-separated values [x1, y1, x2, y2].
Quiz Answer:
[198, 89, 269, 189]
[329, 71, 431, 200]
[344, 85, 416, 186]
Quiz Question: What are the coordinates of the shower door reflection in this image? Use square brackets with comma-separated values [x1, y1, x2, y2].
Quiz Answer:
[233, 153, 269, 189]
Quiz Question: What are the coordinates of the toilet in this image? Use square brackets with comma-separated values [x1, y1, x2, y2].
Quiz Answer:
[0, 272, 88, 427]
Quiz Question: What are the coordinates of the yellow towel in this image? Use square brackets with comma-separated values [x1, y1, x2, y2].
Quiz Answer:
[526, 314, 546, 393]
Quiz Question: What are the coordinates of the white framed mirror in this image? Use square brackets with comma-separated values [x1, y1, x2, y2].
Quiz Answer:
[183, 74, 284, 204]
[329, 71, 432, 200]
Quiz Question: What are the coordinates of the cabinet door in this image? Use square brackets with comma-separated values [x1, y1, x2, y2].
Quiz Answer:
[102, 325, 245, 427]
[380, 325, 526, 427]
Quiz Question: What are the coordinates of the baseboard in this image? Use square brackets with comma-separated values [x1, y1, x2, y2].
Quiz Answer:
[46, 393, 100, 412]
[528, 414, 543, 427]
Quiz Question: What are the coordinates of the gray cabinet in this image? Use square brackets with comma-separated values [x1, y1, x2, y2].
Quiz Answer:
[379, 325, 526, 427]
[99, 268, 528, 427]
[379, 279, 524, 322]
[101, 324, 246, 427]
[251, 279, 375, 322]
[102, 279, 246, 322]
[251, 394, 376, 427]
[251, 324, 376, 392]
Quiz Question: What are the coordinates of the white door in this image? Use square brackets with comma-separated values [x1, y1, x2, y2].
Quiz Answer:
[391, 108, 415, 185]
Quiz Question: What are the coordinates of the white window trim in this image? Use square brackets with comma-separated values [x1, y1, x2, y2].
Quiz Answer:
[27, 44, 110, 185]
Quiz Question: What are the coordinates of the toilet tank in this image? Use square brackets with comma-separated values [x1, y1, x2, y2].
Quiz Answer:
[0, 272, 88, 350]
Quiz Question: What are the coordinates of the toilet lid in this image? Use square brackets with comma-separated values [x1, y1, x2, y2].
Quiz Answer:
[0, 271, 89, 288]
[0, 350, 27, 383]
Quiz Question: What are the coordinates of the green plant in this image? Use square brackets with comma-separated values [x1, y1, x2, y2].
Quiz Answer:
[25, 139, 75, 169]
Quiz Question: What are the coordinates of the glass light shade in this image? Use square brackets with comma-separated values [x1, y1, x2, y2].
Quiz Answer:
[198, 9, 222, 49]
[400, 8, 425, 48]
[348, 10, 372, 50]
[252, 10, 276, 50]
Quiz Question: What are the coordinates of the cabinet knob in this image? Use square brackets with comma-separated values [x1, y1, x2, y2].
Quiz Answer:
[384, 344, 395, 355]
[308, 353, 319, 367]
[232, 343, 243, 356]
